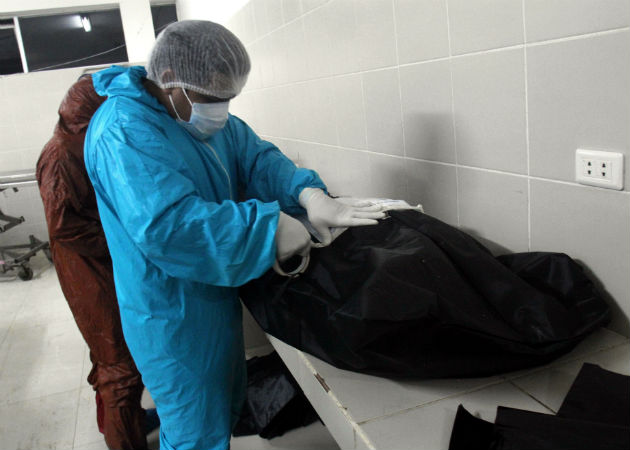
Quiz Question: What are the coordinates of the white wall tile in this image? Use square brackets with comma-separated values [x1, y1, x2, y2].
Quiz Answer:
[0, 150, 26, 172]
[525, 0, 630, 43]
[268, 0, 285, 33]
[530, 180, 630, 335]
[452, 49, 527, 173]
[394, 0, 450, 64]
[332, 74, 367, 150]
[253, 0, 272, 37]
[405, 159, 458, 225]
[283, 18, 308, 83]
[325, 148, 370, 197]
[448, 0, 524, 55]
[400, 60, 455, 163]
[303, 4, 334, 79]
[302, 0, 329, 14]
[458, 168, 529, 254]
[366, 154, 407, 199]
[351, 0, 397, 72]
[323, 0, 355, 75]
[0, 389, 79, 450]
[258, 36, 276, 87]
[527, 32, 630, 186]
[253, 0, 285, 38]
[245, 40, 263, 90]
[325, 0, 397, 75]
[282, 0, 303, 23]
[297, 78, 338, 145]
[236, 2, 258, 45]
[291, 140, 338, 188]
[362, 68, 404, 156]
[269, 28, 289, 86]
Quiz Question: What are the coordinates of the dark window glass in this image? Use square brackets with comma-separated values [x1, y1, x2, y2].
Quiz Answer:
[19, 9, 128, 72]
[0, 19, 23, 75]
[151, 4, 178, 37]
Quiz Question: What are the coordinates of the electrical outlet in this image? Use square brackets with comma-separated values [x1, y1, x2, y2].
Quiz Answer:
[575, 149, 624, 190]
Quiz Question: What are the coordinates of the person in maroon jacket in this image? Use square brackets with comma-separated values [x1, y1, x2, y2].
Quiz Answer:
[36, 75, 157, 450]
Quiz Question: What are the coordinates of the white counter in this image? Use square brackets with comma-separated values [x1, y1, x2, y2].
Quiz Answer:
[268, 329, 629, 450]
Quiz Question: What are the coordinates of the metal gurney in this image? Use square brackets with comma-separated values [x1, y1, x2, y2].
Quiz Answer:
[0, 169, 50, 281]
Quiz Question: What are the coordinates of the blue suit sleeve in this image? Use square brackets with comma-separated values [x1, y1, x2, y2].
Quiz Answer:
[89, 124, 279, 287]
[228, 115, 327, 215]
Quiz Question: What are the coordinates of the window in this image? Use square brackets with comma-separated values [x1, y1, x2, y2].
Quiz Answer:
[0, 4, 177, 75]
[151, 4, 178, 37]
[0, 18, 23, 75]
[19, 9, 128, 72]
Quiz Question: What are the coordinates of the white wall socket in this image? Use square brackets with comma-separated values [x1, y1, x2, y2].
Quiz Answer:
[575, 149, 624, 190]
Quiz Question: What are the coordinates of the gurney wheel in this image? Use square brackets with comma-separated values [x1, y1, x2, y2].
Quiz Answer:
[18, 266, 33, 281]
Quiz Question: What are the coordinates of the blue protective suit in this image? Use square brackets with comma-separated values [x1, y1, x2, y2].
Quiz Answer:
[84, 66, 325, 450]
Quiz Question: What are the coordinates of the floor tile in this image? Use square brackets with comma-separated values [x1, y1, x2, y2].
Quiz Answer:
[231, 421, 340, 450]
[73, 442, 108, 450]
[0, 389, 79, 450]
[360, 381, 552, 450]
[0, 319, 85, 404]
[510, 343, 629, 413]
[74, 386, 103, 448]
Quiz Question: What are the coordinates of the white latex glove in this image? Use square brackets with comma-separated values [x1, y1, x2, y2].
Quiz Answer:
[275, 212, 312, 262]
[299, 188, 386, 246]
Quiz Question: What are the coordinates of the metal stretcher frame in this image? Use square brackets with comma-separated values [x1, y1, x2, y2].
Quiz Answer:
[0, 169, 51, 281]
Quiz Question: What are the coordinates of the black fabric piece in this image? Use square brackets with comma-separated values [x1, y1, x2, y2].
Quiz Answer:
[448, 364, 630, 450]
[233, 352, 319, 439]
[492, 406, 629, 450]
[448, 405, 494, 450]
[240, 210, 610, 378]
[557, 363, 630, 427]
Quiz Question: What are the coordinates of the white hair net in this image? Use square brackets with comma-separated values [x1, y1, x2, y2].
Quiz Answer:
[147, 20, 250, 99]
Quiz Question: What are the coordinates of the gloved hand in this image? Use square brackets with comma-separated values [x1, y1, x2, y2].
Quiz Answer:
[299, 188, 386, 246]
[275, 212, 312, 262]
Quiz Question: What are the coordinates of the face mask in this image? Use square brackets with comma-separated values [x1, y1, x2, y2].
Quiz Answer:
[170, 89, 229, 140]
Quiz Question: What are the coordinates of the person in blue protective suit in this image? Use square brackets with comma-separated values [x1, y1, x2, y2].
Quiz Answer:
[84, 20, 385, 450]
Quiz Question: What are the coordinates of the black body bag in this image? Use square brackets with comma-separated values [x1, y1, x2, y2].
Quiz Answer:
[240, 210, 610, 378]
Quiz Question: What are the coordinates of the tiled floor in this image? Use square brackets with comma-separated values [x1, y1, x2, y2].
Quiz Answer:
[0, 254, 339, 450]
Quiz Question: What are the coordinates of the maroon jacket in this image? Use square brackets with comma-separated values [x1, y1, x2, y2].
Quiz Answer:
[36, 75, 147, 450]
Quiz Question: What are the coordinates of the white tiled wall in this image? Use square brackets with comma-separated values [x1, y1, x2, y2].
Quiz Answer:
[2, 0, 629, 338]
[0, 67, 85, 247]
[227, 0, 630, 335]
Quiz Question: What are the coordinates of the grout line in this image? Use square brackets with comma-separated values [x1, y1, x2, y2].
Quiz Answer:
[390, 0, 409, 201]
[1, 387, 81, 407]
[359, 73, 370, 152]
[522, 0, 532, 251]
[444, 0, 460, 227]
[244, 0, 332, 47]
[260, 132, 630, 194]
[508, 379, 557, 414]
[526, 26, 629, 47]
[241, 25, 629, 96]
[259, 134, 630, 196]
[71, 348, 86, 449]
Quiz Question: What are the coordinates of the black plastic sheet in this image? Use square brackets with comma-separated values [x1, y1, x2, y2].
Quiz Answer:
[240, 210, 610, 378]
[234, 352, 319, 439]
